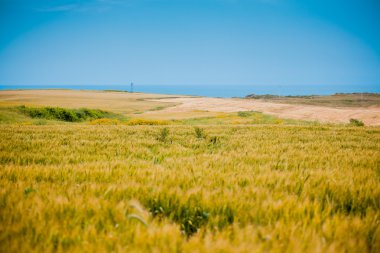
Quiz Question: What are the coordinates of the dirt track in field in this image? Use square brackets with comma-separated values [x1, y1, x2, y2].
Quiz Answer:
[147, 97, 380, 126]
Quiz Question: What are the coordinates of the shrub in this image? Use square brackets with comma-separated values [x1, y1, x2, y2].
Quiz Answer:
[79, 108, 105, 119]
[16, 106, 114, 122]
[194, 127, 206, 139]
[157, 128, 169, 142]
[61, 109, 79, 122]
[349, 118, 364, 126]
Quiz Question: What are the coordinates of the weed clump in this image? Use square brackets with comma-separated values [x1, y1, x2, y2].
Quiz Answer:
[349, 118, 365, 126]
[237, 111, 253, 117]
[146, 197, 209, 236]
[23, 187, 35, 196]
[194, 127, 206, 139]
[157, 127, 170, 142]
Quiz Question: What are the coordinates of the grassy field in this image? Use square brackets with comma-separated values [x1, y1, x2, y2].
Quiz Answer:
[0, 89, 181, 115]
[245, 93, 380, 108]
[0, 105, 316, 126]
[0, 90, 379, 252]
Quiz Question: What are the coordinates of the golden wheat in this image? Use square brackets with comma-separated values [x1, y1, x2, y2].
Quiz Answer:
[0, 124, 379, 252]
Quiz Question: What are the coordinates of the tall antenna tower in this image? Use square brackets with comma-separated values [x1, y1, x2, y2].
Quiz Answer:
[130, 82, 134, 93]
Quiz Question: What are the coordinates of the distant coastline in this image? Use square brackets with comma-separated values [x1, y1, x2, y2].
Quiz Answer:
[245, 93, 380, 107]
[1, 84, 379, 98]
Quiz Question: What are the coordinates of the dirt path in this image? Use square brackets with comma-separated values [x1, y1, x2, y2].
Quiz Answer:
[147, 97, 380, 126]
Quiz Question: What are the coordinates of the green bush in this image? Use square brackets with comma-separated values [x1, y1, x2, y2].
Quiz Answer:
[17, 105, 113, 122]
[157, 127, 169, 142]
[349, 118, 364, 126]
[194, 127, 206, 139]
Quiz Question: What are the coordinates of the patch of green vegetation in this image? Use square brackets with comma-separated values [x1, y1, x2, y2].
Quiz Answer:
[238, 111, 256, 117]
[145, 196, 210, 236]
[350, 118, 365, 126]
[0, 106, 128, 124]
[194, 127, 206, 139]
[16, 105, 123, 122]
[157, 127, 170, 142]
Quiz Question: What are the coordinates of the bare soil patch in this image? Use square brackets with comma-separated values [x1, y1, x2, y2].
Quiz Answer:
[146, 97, 380, 126]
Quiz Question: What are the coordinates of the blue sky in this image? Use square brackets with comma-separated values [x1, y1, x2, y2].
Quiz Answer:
[0, 0, 379, 87]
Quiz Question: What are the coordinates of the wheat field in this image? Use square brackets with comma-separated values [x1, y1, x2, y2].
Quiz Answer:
[1, 123, 379, 252]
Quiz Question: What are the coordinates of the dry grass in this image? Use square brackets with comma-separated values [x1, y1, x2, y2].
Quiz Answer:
[246, 93, 380, 108]
[1, 90, 379, 252]
[0, 89, 182, 115]
[2, 90, 380, 125]
[1, 124, 379, 252]
[143, 97, 380, 125]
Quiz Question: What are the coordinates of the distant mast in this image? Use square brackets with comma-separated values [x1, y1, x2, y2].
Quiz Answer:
[130, 82, 134, 93]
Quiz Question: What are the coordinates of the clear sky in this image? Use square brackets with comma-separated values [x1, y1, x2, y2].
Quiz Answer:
[0, 0, 379, 87]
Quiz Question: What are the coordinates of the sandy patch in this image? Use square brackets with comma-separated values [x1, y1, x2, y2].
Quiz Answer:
[146, 97, 380, 126]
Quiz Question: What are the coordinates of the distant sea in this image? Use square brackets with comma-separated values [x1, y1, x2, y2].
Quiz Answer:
[1, 84, 379, 98]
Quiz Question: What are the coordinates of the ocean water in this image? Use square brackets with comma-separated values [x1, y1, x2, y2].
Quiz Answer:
[1, 84, 379, 98]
